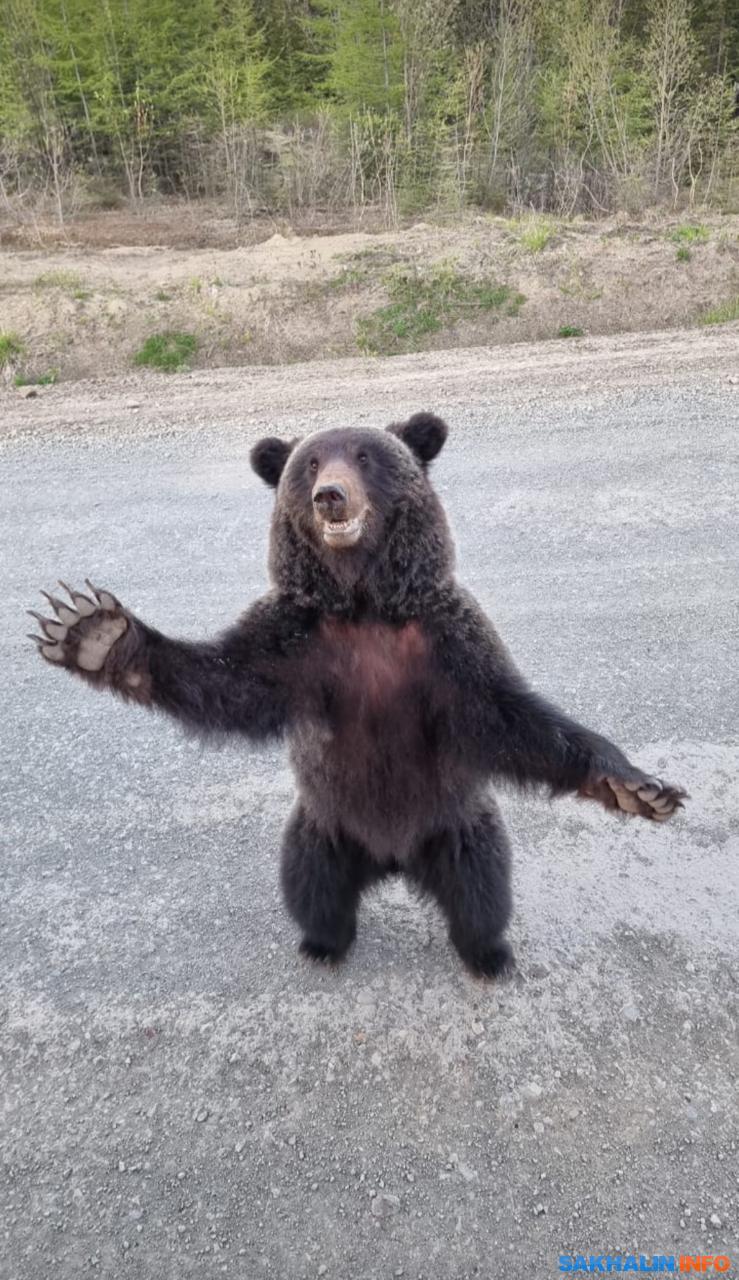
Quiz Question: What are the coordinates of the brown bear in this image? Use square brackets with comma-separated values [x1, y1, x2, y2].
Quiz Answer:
[29, 413, 685, 976]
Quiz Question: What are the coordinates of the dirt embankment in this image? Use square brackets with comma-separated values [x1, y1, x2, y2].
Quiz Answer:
[1, 208, 738, 385]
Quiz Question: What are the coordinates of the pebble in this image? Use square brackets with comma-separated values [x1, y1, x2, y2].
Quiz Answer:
[371, 1193, 400, 1218]
[195, 1108, 209, 1123]
[622, 1003, 639, 1022]
[710, 1213, 722, 1227]
[534, 1203, 547, 1216]
[524, 1082, 543, 1101]
[318, 1267, 327, 1277]
[529, 962, 550, 979]
[17, 386, 38, 399]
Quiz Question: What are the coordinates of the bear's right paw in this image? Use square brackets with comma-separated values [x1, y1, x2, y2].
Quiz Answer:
[29, 581, 128, 673]
[457, 940, 515, 981]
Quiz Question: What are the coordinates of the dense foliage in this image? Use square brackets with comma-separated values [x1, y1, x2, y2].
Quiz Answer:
[1, 0, 737, 221]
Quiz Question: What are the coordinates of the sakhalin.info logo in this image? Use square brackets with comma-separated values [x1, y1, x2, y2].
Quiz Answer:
[558, 1258, 732, 1273]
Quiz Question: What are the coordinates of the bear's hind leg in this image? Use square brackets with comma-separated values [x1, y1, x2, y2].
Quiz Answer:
[280, 806, 380, 964]
[410, 803, 514, 979]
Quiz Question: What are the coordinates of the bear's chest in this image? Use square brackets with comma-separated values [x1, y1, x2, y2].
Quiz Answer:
[314, 617, 429, 718]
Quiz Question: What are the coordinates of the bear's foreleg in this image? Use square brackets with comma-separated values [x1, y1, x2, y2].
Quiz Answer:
[29, 581, 307, 740]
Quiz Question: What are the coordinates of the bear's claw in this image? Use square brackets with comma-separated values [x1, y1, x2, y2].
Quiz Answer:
[29, 581, 128, 672]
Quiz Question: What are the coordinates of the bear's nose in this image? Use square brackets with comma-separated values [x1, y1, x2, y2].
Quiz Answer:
[313, 482, 347, 515]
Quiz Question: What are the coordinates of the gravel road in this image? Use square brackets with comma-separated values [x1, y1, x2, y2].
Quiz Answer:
[2, 328, 738, 1278]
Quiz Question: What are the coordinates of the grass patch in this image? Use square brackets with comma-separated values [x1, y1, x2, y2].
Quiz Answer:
[513, 218, 556, 253]
[557, 324, 584, 338]
[698, 297, 739, 326]
[356, 263, 525, 356]
[14, 368, 59, 387]
[33, 269, 84, 290]
[133, 331, 197, 372]
[154, 289, 172, 302]
[0, 331, 25, 366]
[676, 246, 691, 263]
[670, 224, 709, 245]
[325, 265, 370, 291]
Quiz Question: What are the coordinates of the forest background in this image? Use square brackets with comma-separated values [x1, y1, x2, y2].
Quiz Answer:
[1, 0, 738, 381]
[1, 0, 738, 227]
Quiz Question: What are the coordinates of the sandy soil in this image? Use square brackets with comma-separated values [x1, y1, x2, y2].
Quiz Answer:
[1, 210, 737, 384]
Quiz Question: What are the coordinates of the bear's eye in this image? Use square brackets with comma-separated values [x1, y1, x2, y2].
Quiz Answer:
[309, 458, 319, 473]
[357, 451, 368, 466]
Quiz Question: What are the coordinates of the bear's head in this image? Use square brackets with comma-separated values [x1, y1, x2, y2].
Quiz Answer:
[250, 413, 453, 614]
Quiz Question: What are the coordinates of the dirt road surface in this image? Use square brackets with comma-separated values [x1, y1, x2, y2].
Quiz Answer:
[2, 329, 738, 1278]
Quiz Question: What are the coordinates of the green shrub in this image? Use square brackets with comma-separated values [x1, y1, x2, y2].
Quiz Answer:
[133, 332, 197, 372]
[670, 224, 709, 245]
[557, 324, 584, 338]
[676, 246, 691, 263]
[0, 332, 25, 366]
[14, 368, 59, 387]
[698, 298, 739, 326]
[512, 219, 555, 253]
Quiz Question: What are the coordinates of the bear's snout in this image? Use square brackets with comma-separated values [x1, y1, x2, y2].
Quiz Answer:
[313, 482, 348, 518]
[311, 461, 368, 548]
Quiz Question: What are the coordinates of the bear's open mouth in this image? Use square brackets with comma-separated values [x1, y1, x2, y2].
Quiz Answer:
[320, 515, 364, 547]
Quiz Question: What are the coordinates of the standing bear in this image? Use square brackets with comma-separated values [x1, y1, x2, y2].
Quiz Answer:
[30, 413, 685, 976]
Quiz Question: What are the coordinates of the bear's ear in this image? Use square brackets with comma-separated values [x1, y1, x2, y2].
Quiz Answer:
[250, 436, 296, 488]
[386, 412, 448, 466]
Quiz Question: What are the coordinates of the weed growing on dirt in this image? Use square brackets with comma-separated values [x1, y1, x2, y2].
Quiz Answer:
[698, 297, 739, 325]
[513, 219, 555, 253]
[356, 263, 525, 355]
[133, 332, 197, 371]
[154, 290, 172, 302]
[325, 265, 369, 290]
[670, 224, 709, 245]
[14, 368, 59, 386]
[33, 269, 84, 290]
[0, 332, 25, 365]
[676, 247, 691, 262]
[558, 324, 584, 338]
